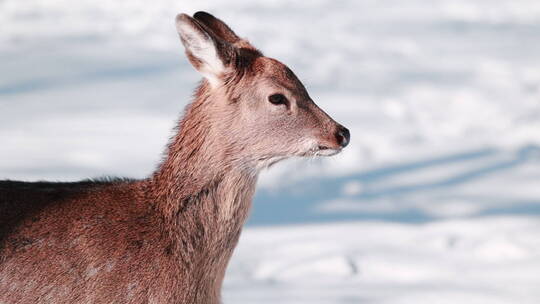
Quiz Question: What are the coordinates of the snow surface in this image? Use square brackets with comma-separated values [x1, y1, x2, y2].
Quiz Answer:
[1, 0, 539, 303]
[226, 217, 540, 304]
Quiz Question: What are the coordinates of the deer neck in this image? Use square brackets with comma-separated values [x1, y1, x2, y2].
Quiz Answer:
[147, 86, 258, 260]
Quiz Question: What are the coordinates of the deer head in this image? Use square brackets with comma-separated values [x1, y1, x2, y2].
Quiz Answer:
[175, 12, 350, 171]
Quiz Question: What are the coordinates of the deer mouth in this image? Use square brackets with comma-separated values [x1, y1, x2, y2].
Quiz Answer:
[297, 139, 343, 157]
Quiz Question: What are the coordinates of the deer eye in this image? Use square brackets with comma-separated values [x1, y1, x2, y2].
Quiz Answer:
[268, 94, 288, 106]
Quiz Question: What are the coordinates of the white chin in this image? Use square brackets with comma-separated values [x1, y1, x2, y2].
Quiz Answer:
[315, 148, 341, 157]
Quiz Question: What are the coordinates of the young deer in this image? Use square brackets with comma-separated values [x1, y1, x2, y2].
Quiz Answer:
[0, 12, 350, 303]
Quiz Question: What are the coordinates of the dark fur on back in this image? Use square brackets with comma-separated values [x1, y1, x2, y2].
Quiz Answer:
[0, 179, 132, 247]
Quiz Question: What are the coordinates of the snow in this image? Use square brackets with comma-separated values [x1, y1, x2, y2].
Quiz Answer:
[1, 0, 539, 303]
[226, 217, 540, 304]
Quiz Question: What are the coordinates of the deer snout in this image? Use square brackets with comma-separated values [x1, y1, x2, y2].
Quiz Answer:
[335, 125, 350, 148]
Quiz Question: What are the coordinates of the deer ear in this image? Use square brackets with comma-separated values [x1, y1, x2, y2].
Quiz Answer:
[175, 13, 234, 86]
[193, 11, 241, 45]
[193, 11, 258, 51]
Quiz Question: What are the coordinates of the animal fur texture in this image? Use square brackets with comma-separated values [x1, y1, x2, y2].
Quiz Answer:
[0, 11, 349, 304]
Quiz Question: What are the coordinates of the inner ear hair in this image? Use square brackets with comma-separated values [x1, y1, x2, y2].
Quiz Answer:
[176, 14, 237, 85]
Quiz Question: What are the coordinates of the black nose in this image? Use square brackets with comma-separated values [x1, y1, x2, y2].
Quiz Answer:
[335, 126, 350, 148]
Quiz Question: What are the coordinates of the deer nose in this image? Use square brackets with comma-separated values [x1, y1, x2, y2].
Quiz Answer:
[335, 126, 350, 148]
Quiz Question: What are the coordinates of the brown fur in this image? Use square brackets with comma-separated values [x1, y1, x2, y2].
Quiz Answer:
[0, 12, 349, 303]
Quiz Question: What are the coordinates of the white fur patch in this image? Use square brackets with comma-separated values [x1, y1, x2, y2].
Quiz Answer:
[300, 138, 319, 152]
[301, 137, 342, 157]
[255, 156, 287, 171]
[316, 148, 341, 156]
[178, 22, 225, 87]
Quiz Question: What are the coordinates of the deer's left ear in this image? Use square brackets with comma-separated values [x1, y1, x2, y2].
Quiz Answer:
[175, 13, 235, 86]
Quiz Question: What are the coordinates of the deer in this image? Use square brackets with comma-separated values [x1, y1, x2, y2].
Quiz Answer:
[0, 11, 350, 304]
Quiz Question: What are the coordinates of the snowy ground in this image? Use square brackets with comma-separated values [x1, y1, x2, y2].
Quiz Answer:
[1, 0, 540, 303]
[227, 217, 540, 304]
